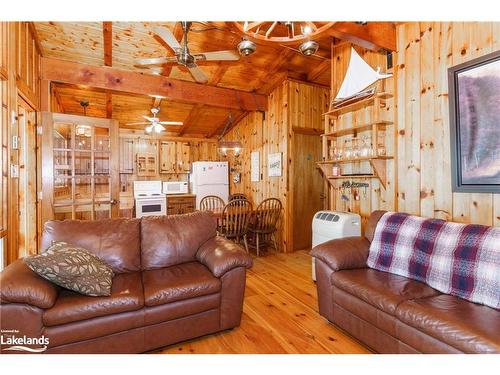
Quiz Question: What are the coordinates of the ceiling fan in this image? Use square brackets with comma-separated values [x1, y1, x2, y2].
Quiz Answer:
[125, 107, 183, 134]
[136, 21, 240, 83]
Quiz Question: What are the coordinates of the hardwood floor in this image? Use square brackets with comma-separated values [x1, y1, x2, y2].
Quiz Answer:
[155, 250, 371, 354]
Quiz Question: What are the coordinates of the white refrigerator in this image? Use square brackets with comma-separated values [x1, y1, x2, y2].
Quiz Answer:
[190, 161, 229, 209]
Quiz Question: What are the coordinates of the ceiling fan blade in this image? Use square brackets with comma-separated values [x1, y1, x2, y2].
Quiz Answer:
[136, 56, 177, 66]
[124, 122, 150, 126]
[188, 65, 208, 83]
[159, 121, 184, 126]
[194, 50, 240, 61]
[154, 26, 182, 52]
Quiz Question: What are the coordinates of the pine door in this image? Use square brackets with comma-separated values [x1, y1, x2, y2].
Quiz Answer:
[41, 113, 120, 224]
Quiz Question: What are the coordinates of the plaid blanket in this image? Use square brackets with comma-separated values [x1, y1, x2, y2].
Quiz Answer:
[367, 212, 500, 310]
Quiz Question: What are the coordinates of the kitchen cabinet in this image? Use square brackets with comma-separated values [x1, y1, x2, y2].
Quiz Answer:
[160, 141, 191, 173]
[136, 153, 157, 177]
[166, 195, 196, 215]
[119, 138, 135, 173]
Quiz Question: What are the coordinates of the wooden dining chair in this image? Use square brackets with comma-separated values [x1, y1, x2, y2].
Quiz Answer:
[248, 198, 282, 256]
[220, 199, 253, 252]
[229, 193, 248, 201]
[200, 195, 225, 212]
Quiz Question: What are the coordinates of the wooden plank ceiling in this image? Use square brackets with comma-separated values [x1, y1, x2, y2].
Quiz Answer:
[33, 21, 393, 137]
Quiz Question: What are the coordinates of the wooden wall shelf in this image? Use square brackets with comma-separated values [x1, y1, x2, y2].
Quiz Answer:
[319, 156, 393, 164]
[327, 174, 375, 180]
[322, 121, 393, 138]
[320, 87, 394, 191]
[323, 92, 393, 116]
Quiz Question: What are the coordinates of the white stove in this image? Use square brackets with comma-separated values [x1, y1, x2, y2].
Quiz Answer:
[133, 181, 166, 218]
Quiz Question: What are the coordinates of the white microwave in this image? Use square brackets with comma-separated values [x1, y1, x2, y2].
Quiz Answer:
[163, 181, 189, 194]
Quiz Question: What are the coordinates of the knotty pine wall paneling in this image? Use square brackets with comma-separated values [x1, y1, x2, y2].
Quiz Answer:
[395, 22, 500, 226]
[223, 80, 329, 252]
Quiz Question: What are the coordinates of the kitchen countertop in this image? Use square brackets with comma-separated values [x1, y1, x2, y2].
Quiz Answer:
[166, 193, 196, 198]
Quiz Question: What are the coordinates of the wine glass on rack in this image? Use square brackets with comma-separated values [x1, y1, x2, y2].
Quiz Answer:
[352, 137, 360, 160]
[360, 135, 371, 158]
[377, 131, 387, 157]
[344, 139, 352, 160]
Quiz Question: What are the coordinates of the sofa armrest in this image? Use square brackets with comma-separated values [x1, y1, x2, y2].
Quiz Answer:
[196, 237, 253, 278]
[310, 236, 370, 272]
[0, 259, 59, 309]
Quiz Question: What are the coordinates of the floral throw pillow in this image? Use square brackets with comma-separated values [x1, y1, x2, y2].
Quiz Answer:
[24, 242, 114, 296]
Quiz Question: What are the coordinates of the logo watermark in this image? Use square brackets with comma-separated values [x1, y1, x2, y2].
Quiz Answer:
[1, 329, 49, 353]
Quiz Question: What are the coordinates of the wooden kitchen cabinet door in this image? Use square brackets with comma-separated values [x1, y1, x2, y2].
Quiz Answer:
[160, 141, 176, 173]
[177, 142, 191, 173]
[119, 138, 135, 174]
[136, 153, 157, 177]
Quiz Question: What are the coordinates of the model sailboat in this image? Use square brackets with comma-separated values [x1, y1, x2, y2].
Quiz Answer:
[331, 47, 392, 109]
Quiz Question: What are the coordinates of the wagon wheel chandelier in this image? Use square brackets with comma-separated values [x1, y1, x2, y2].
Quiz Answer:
[232, 21, 336, 56]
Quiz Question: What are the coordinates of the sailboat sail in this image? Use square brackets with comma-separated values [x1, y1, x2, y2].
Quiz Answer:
[332, 48, 392, 109]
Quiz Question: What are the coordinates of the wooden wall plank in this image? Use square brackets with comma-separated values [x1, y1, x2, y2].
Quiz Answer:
[395, 21, 499, 226]
[223, 80, 329, 252]
[419, 22, 435, 218]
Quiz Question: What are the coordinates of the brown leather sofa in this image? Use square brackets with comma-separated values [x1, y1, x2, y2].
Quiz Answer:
[311, 210, 500, 354]
[0, 211, 252, 354]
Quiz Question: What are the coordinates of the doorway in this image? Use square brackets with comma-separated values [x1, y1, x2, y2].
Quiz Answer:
[41, 113, 120, 225]
[292, 132, 324, 251]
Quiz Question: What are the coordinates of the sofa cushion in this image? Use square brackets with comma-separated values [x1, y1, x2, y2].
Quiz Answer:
[142, 262, 221, 306]
[396, 294, 500, 353]
[25, 241, 114, 297]
[331, 269, 441, 315]
[44, 309, 145, 348]
[43, 272, 144, 326]
[41, 218, 141, 274]
[140, 211, 217, 270]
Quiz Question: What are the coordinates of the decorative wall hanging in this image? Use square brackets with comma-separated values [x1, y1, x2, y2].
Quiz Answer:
[449, 50, 500, 193]
[251, 151, 260, 182]
[332, 47, 392, 109]
[268, 152, 282, 177]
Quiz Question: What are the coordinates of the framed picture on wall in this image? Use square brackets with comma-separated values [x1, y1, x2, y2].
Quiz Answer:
[449, 50, 500, 193]
[268, 153, 282, 177]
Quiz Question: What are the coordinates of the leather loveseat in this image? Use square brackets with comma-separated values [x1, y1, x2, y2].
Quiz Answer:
[311, 211, 500, 354]
[0, 211, 253, 354]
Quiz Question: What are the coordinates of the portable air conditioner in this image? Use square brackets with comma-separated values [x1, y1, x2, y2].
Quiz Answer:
[311, 211, 361, 280]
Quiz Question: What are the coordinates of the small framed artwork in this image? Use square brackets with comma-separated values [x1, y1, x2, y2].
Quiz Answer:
[268, 152, 282, 177]
[251, 151, 260, 182]
[448, 50, 500, 193]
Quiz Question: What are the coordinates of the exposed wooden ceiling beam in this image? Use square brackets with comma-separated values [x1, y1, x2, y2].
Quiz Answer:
[254, 48, 294, 94]
[41, 57, 268, 112]
[208, 111, 249, 139]
[257, 70, 288, 95]
[208, 63, 229, 86]
[178, 104, 204, 136]
[177, 63, 229, 136]
[328, 22, 396, 52]
[103, 21, 113, 119]
[307, 59, 331, 82]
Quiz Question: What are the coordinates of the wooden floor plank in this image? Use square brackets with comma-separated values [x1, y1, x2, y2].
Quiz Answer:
[154, 250, 370, 354]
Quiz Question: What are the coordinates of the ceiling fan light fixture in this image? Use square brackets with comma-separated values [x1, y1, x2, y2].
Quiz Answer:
[237, 39, 256, 56]
[298, 40, 319, 56]
[145, 124, 154, 134]
[154, 124, 165, 133]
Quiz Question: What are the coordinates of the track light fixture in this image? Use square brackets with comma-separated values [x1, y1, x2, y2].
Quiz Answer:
[298, 40, 319, 56]
[237, 39, 257, 56]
